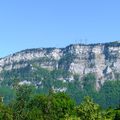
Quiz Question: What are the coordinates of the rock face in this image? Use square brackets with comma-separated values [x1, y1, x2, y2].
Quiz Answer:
[0, 41, 120, 88]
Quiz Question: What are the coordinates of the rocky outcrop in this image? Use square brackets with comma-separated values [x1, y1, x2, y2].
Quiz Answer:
[0, 41, 120, 88]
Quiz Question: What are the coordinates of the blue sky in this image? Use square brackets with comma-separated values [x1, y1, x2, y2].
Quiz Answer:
[0, 0, 120, 57]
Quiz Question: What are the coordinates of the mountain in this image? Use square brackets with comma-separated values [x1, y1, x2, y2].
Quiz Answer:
[0, 41, 120, 90]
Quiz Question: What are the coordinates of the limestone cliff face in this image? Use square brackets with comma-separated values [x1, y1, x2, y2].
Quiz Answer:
[0, 41, 120, 87]
[0, 48, 63, 71]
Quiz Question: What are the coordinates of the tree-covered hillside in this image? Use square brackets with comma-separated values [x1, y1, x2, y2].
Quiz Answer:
[0, 85, 120, 120]
[0, 66, 120, 109]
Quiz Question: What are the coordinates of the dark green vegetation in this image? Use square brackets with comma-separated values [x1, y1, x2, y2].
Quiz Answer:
[0, 85, 120, 120]
[0, 64, 120, 119]
[0, 66, 120, 108]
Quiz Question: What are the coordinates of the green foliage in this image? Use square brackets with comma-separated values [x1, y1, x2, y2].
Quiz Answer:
[65, 115, 81, 120]
[0, 102, 13, 120]
[82, 73, 96, 91]
[76, 96, 102, 120]
[102, 108, 115, 120]
[27, 107, 44, 120]
[0, 88, 119, 120]
[0, 65, 120, 109]
[0, 54, 120, 119]
[27, 92, 75, 120]
[114, 110, 120, 120]
[0, 86, 15, 104]
[51, 69, 71, 79]
[12, 85, 35, 120]
[98, 80, 120, 108]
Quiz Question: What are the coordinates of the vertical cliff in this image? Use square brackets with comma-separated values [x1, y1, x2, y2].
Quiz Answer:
[0, 41, 120, 88]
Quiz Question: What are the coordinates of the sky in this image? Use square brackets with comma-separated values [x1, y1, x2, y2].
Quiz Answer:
[0, 0, 120, 57]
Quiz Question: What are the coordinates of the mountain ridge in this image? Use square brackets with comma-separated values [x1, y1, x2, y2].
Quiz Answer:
[0, 41, 120, 89]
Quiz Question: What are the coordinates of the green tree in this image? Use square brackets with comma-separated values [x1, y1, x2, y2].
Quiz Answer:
[76, 96, 102, 120]
[0, 87, 15, 104]
[82, 73, 96, 91]
[99, 80, 120, 108]
[28, 92, 75, 120]
[102, 108, 115, 120]
[114, 110, 120, 120]
[0, 99, 13, 120]
[12, 85, 34, 120]
[27, 107, 44, 120]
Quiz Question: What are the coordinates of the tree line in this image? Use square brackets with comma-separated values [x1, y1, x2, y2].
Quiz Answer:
[0, 84, 120, 120]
